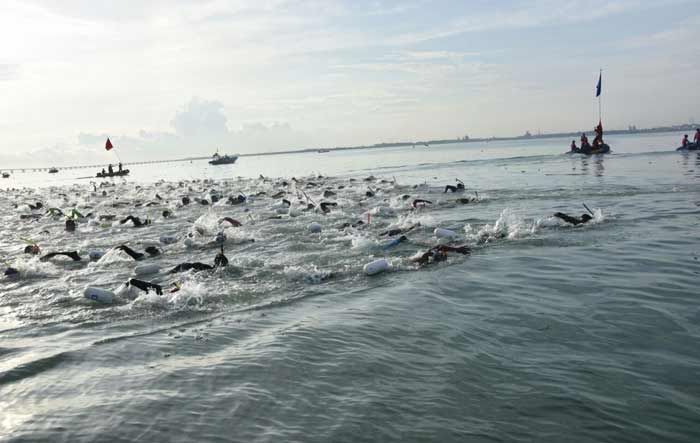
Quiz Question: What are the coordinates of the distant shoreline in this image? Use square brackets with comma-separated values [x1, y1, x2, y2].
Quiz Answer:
[2, 124, 693, 173]
[240, 123, 694, 158]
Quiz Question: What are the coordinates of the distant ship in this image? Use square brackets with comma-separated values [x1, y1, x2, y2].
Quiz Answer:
[317, 149, 330, 153]
[209, 152, 238, 165]
[48, 167, 59, 174]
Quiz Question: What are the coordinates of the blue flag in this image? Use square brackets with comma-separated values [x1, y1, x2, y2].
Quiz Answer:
[596, 71, 602, 97]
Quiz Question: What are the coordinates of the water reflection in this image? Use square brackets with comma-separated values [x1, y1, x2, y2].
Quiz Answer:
[593, 155, 605, 177]
[679, 151, 699, 177]
[578, 155, 606, 177]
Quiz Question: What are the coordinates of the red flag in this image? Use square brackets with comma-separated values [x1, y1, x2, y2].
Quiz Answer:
[105, 138, 113, 151]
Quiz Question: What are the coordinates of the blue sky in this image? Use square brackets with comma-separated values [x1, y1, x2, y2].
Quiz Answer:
[0, 0, 698, 165]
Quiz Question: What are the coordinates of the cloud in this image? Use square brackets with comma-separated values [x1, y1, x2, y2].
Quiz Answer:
[0, 64, 19, 81]
[0, 97, 314, 168]
[387, 0, 661, 45]
[171, 98, 229, 139]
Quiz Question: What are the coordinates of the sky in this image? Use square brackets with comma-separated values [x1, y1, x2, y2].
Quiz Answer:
[1, 0, 699, 166]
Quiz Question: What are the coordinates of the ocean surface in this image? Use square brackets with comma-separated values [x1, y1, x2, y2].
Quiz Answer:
[1, 132, 699, 442]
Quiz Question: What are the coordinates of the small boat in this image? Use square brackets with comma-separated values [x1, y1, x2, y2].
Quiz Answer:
[676, 142, 699, 151]
[209, 153, 238, 165]
[96, 169, 130, 178]
[48, 167, 59, 174]
[2, 172, 10, 178]
[567, 143, 611, 155]
[317, 149, 330, 153]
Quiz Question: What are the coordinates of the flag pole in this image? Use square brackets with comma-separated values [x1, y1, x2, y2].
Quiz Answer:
[598, 68, 602, 123]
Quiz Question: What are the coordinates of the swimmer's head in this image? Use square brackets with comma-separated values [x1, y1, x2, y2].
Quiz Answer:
[145, 246, 161, 256]
[65, 219, 76, 232]
[581, 214, 593, 222]
[24, 244, 40, 255]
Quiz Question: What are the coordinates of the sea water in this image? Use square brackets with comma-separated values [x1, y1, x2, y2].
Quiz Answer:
[1, 132, 699, 442]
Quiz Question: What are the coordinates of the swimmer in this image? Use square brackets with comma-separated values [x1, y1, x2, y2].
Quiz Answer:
[40, 251, 82, 262]
[168, 262, 214, 274]
[220, 217, 242, 227]
[337, 220, 366, 230]
[46, 208, 64, 217]
[271, 191, 285, 199]
[65, 219, 76, 232]
[444, 180, 466, 193]
[382, 235, 408, 250]
[379, 223, 420, 237]
[24, 244, 41, 255]
[320, 202, 338, 213]
[323, 190, 336, 198]
[412, 245, 470, 265]
[119, 215, 151, 227]
[412, 199, 432, 209]
[127, 278, 163, 295]
[4, 267, 19, 279]
[115, 245, 160, 260]
[553, 212, 592, 226]
[214, 245, 229, 267]
[228, 195, 246, 205]
[168, 246, 228, 274]
[181, 196, 191, 205]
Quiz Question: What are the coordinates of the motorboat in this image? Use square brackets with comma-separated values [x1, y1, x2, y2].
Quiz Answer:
[209, 153, 238, 165]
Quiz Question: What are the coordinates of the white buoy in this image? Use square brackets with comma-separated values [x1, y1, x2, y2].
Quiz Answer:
[308, 222, 322, 233]
[134, 264, 160, 276]
[84, 286, 114, 304]
[363, 258, 390, 276]
[434, 228, 458, 239]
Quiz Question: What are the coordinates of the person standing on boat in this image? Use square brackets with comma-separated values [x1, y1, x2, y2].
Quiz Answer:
[570, 140, 578, 152]
[118, 162, 123, 172]
[108, 164, 113, 175]
[681, 134, 689, 148]
[592, 122, 603, 148]
[694, 129, 700, 145]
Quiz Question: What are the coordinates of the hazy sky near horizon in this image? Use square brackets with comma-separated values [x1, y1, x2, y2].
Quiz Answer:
[1, 0, 699, 165]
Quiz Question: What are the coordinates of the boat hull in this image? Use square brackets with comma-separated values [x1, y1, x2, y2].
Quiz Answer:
[567, 143, 611, 155]
[209, 156, 238, 165]
[676, 142, 700, 151]
[96, 170, 130, 178]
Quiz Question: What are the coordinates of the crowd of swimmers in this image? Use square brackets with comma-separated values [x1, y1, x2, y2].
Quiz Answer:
[2, 176, 598, 300]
